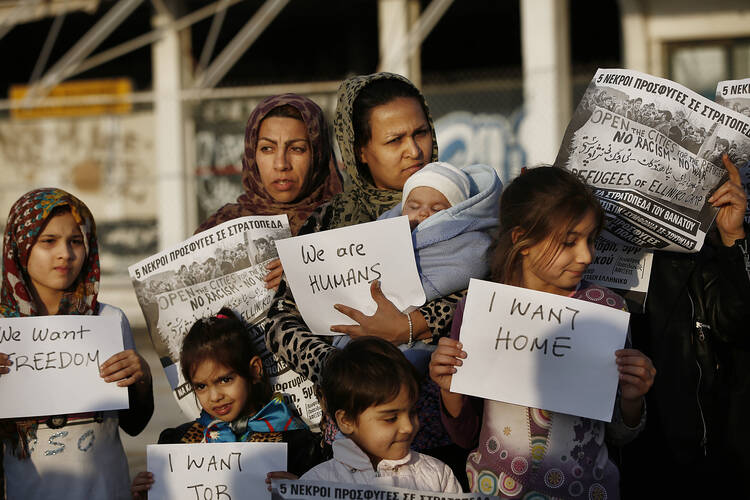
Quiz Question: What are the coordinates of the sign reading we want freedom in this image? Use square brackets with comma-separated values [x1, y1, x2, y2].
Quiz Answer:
[275, 216, 425, 335]
[0, 315, 128, 418]
[451, 279, 630, 422]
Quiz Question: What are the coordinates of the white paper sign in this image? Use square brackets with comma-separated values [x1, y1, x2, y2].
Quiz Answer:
[275, 216, 426, 335]
[0, 315, 128, 418]
[451, 279, 630, 421]
[271, 479, 499, 500]
[147, 442, 286, 500]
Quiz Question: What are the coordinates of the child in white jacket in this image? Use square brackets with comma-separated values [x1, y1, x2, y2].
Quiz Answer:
[301, 337, 462, 493]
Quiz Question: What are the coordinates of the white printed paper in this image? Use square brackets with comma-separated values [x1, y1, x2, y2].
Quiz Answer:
[715, 78, 750, 224]
[0, 315, 127, 418]
[451, 279, 630, 421]
[275, 216, 426, 335]
[556, 68, 750, 252]
[129, 216, 322, 427]
[271, 479, 499, 500]
[584, 234, 654, 293]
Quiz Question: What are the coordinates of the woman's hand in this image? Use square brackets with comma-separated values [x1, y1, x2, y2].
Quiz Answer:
[100, 349, 152, 387]
[131, 471, 154, 500]
[265, 259, 284, 290]
[708, 154, 747, 246]
[265, 471, 298, 491]
[330, 280, 411, 344]
[615, 348, 656, 426]
[0, 352, 9, 377]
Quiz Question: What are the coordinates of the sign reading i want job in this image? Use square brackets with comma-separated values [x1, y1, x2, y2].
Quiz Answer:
[275, 216, 426, 335]
[0, 315, 128, 418]
[147, 442, 286, 500]
[451, 279, 630, 421]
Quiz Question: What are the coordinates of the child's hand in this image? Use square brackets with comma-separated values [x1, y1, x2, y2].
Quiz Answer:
[131, 471, 154, 499]
[265, 259, 284, 290]
[100, 349, 152, 387]
[265, 471, 298, 491]
[616, 348, 656, 426]
[0, 352, 9, 377]
[429, 338, 466, 392]
[616, 348, 656, 400]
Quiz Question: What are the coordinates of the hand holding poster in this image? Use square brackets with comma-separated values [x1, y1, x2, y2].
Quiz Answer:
[450, 279, 630, 422]
[556, 68, 750, 252]
[271, 479, 499, 500]
[129, 216, 322, 427]
[274, 216, 426, 335]
[0, 315, 127, 418]
[147, 442, 286, 500]
[715, 77, 750, 225]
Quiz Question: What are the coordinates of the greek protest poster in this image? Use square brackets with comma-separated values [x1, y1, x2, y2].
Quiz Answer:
[271, 479, 499, 500]
[715, 77, 750, 224]
[147, 442, 285, 500]
[583, 234, 654, 293]
[0, 315, 127, 418]
[555, 68, 750, 253]
[129, 216, 322, 427]
[274, 216, 426, 336]
[450, 279, 630, 422]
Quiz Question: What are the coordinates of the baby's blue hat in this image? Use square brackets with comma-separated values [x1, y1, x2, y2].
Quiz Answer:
[402, 162, 471, 207]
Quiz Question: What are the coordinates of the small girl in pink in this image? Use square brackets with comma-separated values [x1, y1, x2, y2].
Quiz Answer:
[429, 167, 655, 499]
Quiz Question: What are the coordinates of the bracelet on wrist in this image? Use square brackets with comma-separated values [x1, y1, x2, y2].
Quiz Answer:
[406, 311, 414, 348]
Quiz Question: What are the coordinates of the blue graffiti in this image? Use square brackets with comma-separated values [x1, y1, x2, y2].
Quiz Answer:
[435, 109, 527, 186]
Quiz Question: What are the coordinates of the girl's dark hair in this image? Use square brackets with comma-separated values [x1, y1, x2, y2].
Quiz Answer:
[352, 78, 425, 157]
[180, 307, 272, 413]
[490, 166, 604, 286]
[321, 336, 419, 422]
[263, 104, 303, 122]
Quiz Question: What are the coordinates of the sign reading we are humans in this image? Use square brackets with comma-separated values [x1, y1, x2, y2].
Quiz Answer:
[275, 216, 426, 335]
[0, 315, 127, 418]
[451, 279, 630, 422]
[148, 442, 286, 500]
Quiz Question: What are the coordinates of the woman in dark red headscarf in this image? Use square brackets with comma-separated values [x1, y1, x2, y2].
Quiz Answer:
[197, 93, 342, 236]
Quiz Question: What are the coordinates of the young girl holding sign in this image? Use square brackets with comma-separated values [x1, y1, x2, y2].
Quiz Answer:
[429, 167, 656, 499]
[130, 308, 327, 498]
[0, 188, 153, 499]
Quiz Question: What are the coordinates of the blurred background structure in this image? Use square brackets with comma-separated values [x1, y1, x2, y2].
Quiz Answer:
[1, 0, 749, 475]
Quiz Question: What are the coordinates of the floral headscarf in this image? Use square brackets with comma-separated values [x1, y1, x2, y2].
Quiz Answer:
[0, 188, 99, 317]
[196, 93, 342, 235]
[326, 72, 439, 228]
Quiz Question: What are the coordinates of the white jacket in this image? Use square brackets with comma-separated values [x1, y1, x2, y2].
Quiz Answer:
[301, 437, 462, 493]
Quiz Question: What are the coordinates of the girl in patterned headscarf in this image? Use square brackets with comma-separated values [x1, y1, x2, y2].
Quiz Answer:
[0, 188, 153, 500]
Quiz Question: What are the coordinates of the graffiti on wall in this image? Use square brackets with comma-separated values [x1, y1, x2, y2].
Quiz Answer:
[435, 110, 527, 186]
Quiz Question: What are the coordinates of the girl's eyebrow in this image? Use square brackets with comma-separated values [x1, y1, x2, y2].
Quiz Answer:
[212, 371, 235, 383]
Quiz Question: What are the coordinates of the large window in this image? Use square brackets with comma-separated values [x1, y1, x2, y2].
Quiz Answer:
[668, 38, 750, 97]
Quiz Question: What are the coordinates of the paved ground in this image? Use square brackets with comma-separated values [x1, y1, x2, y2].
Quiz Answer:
[120, 326, 183, 479]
